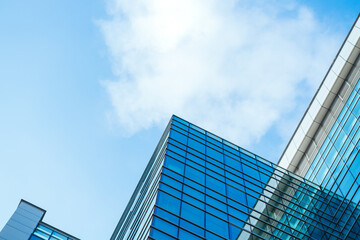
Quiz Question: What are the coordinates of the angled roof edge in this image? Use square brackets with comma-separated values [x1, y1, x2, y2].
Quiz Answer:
[40, 222, 81, 240]
[278, 14, 360, 172]
[19, 199, 46, 215]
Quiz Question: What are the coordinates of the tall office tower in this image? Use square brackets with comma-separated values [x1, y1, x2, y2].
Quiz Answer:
[0, 200, 79, 240]
[278, 14, 360, 240]
[111, 116, 359, 240]
[112, 15, 360, 240]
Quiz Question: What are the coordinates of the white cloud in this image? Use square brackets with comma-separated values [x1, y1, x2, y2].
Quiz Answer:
[99, 0, 340, 147]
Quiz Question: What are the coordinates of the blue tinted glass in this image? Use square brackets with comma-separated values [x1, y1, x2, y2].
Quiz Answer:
[206, 195, 227, 212]
[228, 206, 248, 225]
[229, 224, 242, 240]
[52, 231, 67, 239]
[259, 171, 270, 184]
[208, 142, 223, 154]
[170, 129, 188, 144]
[350, 154, 360, 176]
[240, 149, 255, 159]
[206, 147, 223, 162]
[162, 168, 183, 182]
[171, 124, 188, 135]
[206, 175, 226, 195]
[227, 185, 246, 203]
[206, 213, 229, 238]
[157, 191, 181, 215]
[225, 155, 242, 170]
[164, 157, 185, 175]
[190, 124, 205, 134]
[183, 185, 205, 202]
[185, 166, 205, 185]
[184, 178, 205, 192]
[159, 183, 182, 198]
[169, 138, 187, 151]
[189, 128, 205, 140]
[207, 135, 222, 148]
[246, 195, 257, 207]
[37, 225, 52, 235]
[224, 148, 239, 159]
[150, 228, 177, 240]
[206, 204, 228, 221]
[206, 231, 225, 240]
[206, 188, 226, 203]
[334, 130, 347, 152]
[178, 229, 203, 240]
[344, 114, 356, 134]
[244, 180, 263, 196]
[183, 194, 205, 210]
[187, 148, 205, 162]
[226, 171, 244, 188]
[353, 100, 360, 116]
[152, 216, 178, 237]
[257, 160, 274, 175]
[181, 202, 205, 226]
[161, 175, 183, 191]
[242, 163, 260, 180]
[167, 143, 186, 157]
[187, 158, 205, 172]
[29, 236, 43, 240]
[172, 116, 189, 126]
[166, 149, 186, 163]
[154, 207, 179, 224]
[353, 186, 360, 202]
[187, 151, 205, 165]
[188, 138, 205, 153]
[207, 159, 225, 173]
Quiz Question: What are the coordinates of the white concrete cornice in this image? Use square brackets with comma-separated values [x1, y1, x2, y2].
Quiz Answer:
[278, 14, 360, 174]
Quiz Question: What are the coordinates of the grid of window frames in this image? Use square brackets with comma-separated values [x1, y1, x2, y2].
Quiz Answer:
[29, 224, 77, 240]
[111, 122, 172, 240]
[149, 116, 344, 240]
[304, 78, 360, 239]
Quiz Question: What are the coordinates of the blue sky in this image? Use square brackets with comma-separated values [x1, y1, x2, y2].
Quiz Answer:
[0, 1, 359, 239]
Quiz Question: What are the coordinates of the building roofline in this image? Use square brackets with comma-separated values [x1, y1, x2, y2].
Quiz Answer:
[40, 222, 81, 240]
[110, 117, 173, 240]
[278, 13, 360, 172]
[19, 200, 80, 239]
[19, 199, 46, 215]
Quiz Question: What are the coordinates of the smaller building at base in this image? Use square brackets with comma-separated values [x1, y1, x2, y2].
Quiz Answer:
[0, 199, 79, 240]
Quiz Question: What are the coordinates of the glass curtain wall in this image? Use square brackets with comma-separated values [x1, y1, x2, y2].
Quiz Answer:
[149, 116, 347, 240]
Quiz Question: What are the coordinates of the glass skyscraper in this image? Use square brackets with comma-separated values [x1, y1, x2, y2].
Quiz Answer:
[112, 15, 360, 240]
[111, 115, 360, 240]
[278, 13, 360, 240]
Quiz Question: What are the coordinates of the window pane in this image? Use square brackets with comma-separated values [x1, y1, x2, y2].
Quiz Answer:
[164, 157, 185, 175]
[181, 202, 204, 227]
[180, 219, 205, 237]
[188, 138, 205, 153]
[185, 166, 205, 185]
[152, 216, 178, 237]
[150, 228, 177, 240]
[179, 229, 203, 240]
[206, 213, 229, 239]
[154, 207, 179, 225]
[157, 191, 181, 215]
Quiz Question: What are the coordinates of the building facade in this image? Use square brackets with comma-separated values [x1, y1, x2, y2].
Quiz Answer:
[111, 115, 360, 240]
[277, 13, 360, 240]
[112, 15, 360, 240]
[0, 200, 79, 240]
